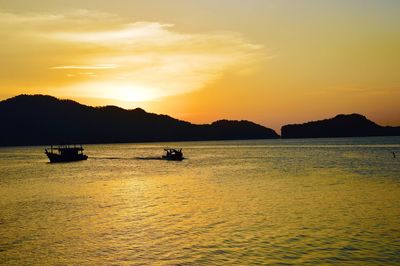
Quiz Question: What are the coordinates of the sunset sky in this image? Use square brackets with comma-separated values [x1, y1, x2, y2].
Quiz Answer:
[0, 0, 399, 130]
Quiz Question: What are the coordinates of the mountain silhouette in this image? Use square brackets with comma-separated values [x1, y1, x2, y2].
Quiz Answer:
[281, 113, 400, 138]
[0, 95, 279, 146]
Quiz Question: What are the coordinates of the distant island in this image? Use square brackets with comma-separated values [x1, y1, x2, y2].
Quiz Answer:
[281, 113, 400, 138]
[1, 95, 399, 146]
[0, 95, 279, 146]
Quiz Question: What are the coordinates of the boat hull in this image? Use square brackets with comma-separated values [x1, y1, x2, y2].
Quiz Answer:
[161, 155, 184, 161]
[46, 152, 88, 163]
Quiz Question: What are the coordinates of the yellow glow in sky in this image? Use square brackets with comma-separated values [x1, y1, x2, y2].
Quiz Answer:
[0, 0, 399, 130]
[0, 11, 264, 101]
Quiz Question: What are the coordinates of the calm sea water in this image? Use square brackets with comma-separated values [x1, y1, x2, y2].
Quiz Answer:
[1, 137, 400, 265]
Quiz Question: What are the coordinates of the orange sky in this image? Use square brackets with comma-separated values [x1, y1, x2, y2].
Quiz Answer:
[0, 0, 399, 131]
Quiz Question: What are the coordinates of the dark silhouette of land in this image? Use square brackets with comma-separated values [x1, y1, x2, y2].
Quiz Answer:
[1, 95, 399, 146]
[0, 95, 279, 146]
[281, 113, 400, 138]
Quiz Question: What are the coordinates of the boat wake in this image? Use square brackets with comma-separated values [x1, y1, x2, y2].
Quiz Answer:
[91, 156, 185, 161]
[135, 156, 164, 160]
[90, 156, 136, 160]
[90, 148, 185, 161]
[91, 156, 164, 160]
[136, 156, 186, 161]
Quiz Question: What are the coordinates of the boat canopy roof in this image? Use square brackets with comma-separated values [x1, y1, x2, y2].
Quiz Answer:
[47, 144, 84, 151]
[164, 148, 181, 152]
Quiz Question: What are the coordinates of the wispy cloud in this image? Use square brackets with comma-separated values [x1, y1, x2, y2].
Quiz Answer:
[0, 10, 267, 101]
[51, 64, 118, 69]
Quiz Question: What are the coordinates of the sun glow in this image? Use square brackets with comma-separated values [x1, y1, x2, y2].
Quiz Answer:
[0, 10, 265, 103]
[107, 85, 159, 102]
[59, 81, 160, 102]
[0, 2, 399, 129]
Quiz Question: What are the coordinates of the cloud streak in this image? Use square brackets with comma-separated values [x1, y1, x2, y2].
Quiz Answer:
[51, 64, 119, 69]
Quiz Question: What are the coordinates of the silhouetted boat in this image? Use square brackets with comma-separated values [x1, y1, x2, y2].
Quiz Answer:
[45, 144, 88, 163]
[162, 148, 184, 161]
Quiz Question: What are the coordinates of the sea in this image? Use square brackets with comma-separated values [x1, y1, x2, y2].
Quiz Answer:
[1, 137, 399, 265]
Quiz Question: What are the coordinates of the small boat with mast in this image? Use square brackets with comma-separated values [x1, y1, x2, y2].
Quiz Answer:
[162, 148, 184, 161]
[45, 144, 88, 163]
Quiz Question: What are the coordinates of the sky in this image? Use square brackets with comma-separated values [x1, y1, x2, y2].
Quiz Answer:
[0, 0, 399, 131]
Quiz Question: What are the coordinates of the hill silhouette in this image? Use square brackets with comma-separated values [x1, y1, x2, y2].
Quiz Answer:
[0, 95, 279, 146]
[281, 113, 400, 138]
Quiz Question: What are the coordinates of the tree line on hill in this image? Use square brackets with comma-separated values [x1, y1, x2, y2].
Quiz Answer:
[0, 95, 398, 146]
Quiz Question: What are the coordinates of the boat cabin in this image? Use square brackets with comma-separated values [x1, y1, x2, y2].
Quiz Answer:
[45, 144, 88, 163]
[163, 148, 184, 161]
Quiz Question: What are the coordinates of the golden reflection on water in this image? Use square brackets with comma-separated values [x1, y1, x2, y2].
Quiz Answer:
[1, 138, 400, 264]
